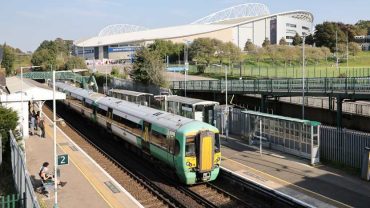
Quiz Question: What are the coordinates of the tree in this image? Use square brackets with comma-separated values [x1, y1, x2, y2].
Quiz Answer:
[262, 38, 270, 48]
[279, 37, 287, 45]
[219, 42, 241, 65]
[355, 20, 370, 35]
[131, 48, 167, 87]
[305, 34, 315, 45]
[314, 22, 346, 51]
[292, 33, 302, 46]
[189, 38, 219, 66]
[348, 42, 361, 56]
[244, 39, 256, 52]
[0, 105, 18, 145]
[1, 44, 15, 76]
[320, 47, 331, 63]
[64, 56, 87, 70]
[31, 38, 72, 70]
[31, 48, 56, 69]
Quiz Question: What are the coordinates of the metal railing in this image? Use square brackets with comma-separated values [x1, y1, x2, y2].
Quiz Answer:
[9, 131, 40, 208]
[320, 126, 370, 169]
[216, 107, 370, 169]
[0, 194, 21, 208]
[279, 97, 370, 117]
[171, 77, 370, 97]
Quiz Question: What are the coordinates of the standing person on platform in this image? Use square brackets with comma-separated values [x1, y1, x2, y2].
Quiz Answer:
[30, 113, 35, 136]
[39, 119, 45, 138]
[36, 111, 40, 132]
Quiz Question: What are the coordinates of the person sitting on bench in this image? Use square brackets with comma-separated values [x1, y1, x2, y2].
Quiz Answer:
[39, 162, 67, 188]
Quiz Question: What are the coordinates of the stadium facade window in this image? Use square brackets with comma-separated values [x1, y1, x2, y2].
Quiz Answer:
[286, 23, 297, 28]
[302, 26, 310, 31]
[286, 29, 296, 34]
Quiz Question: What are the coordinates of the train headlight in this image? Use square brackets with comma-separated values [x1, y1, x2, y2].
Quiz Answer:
[186, 162, 192, 167]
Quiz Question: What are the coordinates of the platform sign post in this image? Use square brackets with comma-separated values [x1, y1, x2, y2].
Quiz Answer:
[57, 154, 69, 166]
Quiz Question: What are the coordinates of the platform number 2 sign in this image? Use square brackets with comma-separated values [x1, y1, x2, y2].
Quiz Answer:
[57, 154, 69, 166]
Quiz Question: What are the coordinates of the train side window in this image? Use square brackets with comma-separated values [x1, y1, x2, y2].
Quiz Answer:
[215, 133, 220, 153]
[151, 130, 167, 149]
[185, 136, 196, 157]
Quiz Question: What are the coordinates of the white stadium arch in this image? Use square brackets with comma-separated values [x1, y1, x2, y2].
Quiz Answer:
[191, 3, 270, 24]
[98, 24, 148, 37]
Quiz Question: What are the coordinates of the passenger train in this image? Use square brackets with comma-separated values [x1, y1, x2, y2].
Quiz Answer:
[55, 82, 221, 185]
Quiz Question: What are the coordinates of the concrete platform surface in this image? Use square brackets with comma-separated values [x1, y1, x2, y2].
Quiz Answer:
[220, 136, 370, 208]
[25, 114, 142, 208]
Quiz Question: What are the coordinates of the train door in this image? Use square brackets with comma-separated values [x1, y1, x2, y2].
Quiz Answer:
[142, 121, 151, 153]
[106, 107, 113, 132]
[197, 131, 214, 174]
[203, 105, 215, 125]
[167, 131, 176, 167]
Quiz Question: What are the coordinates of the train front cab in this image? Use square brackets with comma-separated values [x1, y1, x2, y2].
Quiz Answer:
[177, 125, 221, 184]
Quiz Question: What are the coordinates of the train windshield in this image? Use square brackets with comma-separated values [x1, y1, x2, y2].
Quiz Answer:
[215, 133, 220, 153]
[185, 136, 196, 157]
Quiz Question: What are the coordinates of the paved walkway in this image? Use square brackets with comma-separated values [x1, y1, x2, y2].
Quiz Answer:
[220, 136, 370, 208]
[25, 115, 142, 208]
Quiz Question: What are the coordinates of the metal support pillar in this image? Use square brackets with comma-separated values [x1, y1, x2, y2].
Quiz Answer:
[328, 96, 333, 111]
[336, 96, 343, 128]
[260, 95, 267, 113]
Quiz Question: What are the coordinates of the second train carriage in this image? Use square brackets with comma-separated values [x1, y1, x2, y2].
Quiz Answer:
[55, 82, 221, 184]
[108, 89, 153, 107]
[155, 95, 219, 126]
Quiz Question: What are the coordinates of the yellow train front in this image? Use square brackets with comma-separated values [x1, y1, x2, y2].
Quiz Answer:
[174, 121, 221, 184]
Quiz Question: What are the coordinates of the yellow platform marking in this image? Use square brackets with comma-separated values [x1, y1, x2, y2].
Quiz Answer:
[222, 156, 352, 208]
[44, 124, 116, 208]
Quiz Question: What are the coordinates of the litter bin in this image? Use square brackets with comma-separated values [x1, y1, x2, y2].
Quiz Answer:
[361, 147, 370, 181]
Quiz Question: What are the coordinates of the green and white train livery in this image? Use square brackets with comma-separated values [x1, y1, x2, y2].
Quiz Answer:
[55, 82, 221, 185]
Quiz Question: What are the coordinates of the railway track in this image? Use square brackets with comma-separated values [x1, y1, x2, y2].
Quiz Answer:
[45, 100, 296, 208]
[43, 104, 182, 208]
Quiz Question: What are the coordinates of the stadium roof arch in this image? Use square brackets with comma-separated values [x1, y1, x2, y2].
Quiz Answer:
[75, 4, 313, 48]
[191, 3, 270, 24]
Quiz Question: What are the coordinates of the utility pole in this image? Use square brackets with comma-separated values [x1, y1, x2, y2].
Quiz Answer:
[225, 64, 228, 141]
[52, 70, 58, 208]
[302, 36, 306, 120]
[184, 41, 189, 97]
[346, 33, 349, 68]
[336, 30, 339, 71]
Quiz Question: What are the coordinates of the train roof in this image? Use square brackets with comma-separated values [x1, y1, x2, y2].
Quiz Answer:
[109, 89, 153, 97]
[166, 95, 219, 106]
[56, 82, 105, 102]
[58, 82, 194, 131]
[98, 96, 194, 131]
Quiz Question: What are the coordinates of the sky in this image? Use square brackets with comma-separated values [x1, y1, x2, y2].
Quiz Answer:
[0, 0, 369, 52]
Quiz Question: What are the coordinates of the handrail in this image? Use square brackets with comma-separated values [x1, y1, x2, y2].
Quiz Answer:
[171, 77, 370, 97]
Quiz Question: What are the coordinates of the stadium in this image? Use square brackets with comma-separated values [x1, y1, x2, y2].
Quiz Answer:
[74, 3, 314, 61]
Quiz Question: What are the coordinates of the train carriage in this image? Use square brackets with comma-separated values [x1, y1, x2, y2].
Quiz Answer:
[55, 82, 221, 184]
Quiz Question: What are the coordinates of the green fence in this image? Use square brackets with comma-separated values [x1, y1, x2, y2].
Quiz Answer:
[190, 65, 370, 79]
[0, 194, 21, 208]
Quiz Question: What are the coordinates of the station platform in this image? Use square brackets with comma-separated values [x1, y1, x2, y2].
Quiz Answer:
[25, 114, 143, 208]
[220, 136, 370, 208]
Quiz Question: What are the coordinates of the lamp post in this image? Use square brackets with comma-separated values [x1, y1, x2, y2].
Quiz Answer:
[301, 31, 313, 120]
[184, 41, 189, 97]
[225, 64, 229, 141]
[302, 36, 306, 120]
[52, 70, 58, 208]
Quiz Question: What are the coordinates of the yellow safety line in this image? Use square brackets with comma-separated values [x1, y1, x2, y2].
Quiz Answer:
[58, 144, 115, 208]
[43, 121, 115, 208]
[222, 156, 353, 208]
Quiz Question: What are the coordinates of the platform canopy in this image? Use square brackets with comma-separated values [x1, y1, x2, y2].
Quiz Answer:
[2, 76, 65, 101]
